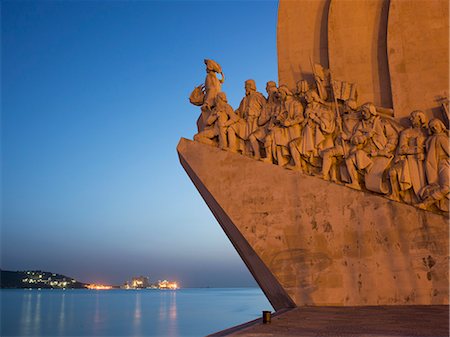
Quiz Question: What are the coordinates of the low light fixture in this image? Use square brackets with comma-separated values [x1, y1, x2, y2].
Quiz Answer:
[262, 310, 271, 324]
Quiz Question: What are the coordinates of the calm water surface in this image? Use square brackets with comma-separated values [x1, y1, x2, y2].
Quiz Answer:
[1, 288, 272, 336]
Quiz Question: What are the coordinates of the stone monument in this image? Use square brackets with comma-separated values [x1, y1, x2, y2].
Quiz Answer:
[179, 0, 448, 332]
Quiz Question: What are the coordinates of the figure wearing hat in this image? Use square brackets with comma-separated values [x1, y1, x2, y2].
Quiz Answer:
[203, 59, 224, 109]
[190, 59, 225, 132]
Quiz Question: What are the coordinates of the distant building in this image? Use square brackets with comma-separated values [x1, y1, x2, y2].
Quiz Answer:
[121, 276, 179, 290]
[132, 276, 150, 288]
[158, 280, 178, 290]
[121, 275, 150, 289]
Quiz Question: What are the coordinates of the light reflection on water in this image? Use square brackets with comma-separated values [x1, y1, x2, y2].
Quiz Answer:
[133, 292, 142, 336]
[168, 291, 178, 337]
[33, 292, 41, 336]
[1, 288, 271, 337]
[93, 293, 101, 336]
[58, 293, 65, 336]
[19, 292, 32, 336]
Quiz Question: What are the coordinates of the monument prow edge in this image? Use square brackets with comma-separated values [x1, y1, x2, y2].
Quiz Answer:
[177, 137, 296, 311]
[178, 137, 449, 307]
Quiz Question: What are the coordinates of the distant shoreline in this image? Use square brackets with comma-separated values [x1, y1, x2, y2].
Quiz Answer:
[0, 286, 259, 290]
[0, 269, 87, 289]
[0, 270, 258, 289]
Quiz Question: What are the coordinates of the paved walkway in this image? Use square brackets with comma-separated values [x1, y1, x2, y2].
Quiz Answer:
[210, 305, 449, 337]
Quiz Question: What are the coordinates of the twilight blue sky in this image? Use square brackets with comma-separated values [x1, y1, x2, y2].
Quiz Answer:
[1, 0, 279, 287]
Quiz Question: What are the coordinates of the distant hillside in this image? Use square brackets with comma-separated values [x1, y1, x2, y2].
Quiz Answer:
[0, 269, 87, 289]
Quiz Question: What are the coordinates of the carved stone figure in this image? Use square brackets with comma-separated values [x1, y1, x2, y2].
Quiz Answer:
[417, 118, 449, 212]
[312, 63, 330, 101]
[344, 103, 398, 191]
[192, 59, 225, 132]
[269, 85, 305, 167]
[189, 59, 448, 214]
[289, 89, 335, 173]
[194, 92, 238, 149]
[248, 81, 281, 161]
[387, 110, 428, 203]
[203, 59, 224, 109]
[295, 80, 310, 102]
[228, 80, 266, 155]
[320, 99, 360, 181]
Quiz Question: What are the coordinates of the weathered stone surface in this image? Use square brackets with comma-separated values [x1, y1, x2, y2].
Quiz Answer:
[278, 0, 449, 121]
[219, 305, 449, 337]
[328, 0, 392, 108]
[178, 138, 449, 308]
[178, 138, 296, 311]
[388, 0, 449, 122]
[277, 0, 330, 89]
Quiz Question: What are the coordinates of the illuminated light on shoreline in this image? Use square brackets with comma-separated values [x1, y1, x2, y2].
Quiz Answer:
[169, 282, 179, 290]
[86, 284, 113, 290]
[158, 280, 179, 290]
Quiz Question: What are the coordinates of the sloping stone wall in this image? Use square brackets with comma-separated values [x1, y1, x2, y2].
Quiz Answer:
[178, 138, 449, 308]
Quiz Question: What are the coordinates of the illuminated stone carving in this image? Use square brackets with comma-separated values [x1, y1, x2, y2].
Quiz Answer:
[293, 88, 334, 174]
[418, 119, 449, 212]
[181, 1, 449, 314]
[344, 102, 398, 193]
[272, 85, 304, 167]
[320, 99, 360, 182]
[387, 111, 428, 203]
[248, 81, 281, 162]
[228, 80, 266, 156]
[189, 59, 225, 132]
[193, 92, 238, 150]
[188, 62, 449, 214]
[203, 59, 224, 109]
